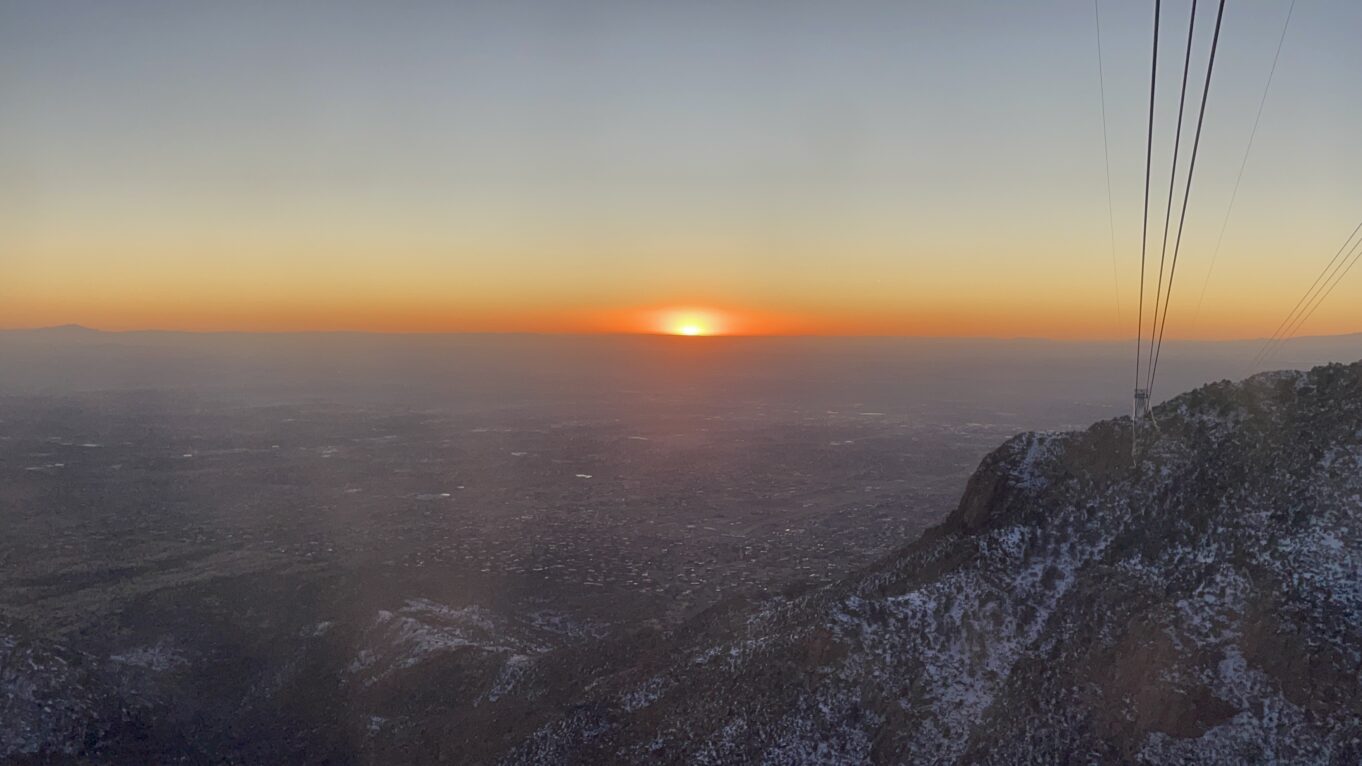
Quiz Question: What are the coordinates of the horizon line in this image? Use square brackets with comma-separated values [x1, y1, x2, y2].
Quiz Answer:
[4, 323, 1361, 345]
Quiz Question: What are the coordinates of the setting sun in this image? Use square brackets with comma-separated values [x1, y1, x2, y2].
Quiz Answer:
[653, 308, 726, 336]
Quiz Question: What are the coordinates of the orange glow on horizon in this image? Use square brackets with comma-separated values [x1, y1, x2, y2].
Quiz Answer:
[4, 292, 1358, 341]
[655, 308, 726, 337]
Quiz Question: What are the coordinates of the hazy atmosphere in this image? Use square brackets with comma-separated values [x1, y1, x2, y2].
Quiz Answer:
[3, 2, 1361, 764]
[3, 1, 1361, 337]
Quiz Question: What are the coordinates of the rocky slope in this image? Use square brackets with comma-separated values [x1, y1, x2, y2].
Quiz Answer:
[476, 362, 1362, 764]
[4, 361, 1361, 764]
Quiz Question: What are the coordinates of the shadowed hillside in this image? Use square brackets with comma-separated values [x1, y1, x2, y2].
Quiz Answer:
[474, 361, 1362, 765]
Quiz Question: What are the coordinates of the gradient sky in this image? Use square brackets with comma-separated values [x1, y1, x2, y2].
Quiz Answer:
[2, 0, 1359, 337]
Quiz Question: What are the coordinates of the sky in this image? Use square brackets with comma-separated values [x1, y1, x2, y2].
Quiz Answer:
[2, 0, 1360, 338]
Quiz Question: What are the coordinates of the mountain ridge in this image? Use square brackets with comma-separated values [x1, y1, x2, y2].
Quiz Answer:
[472, 361, 1362, 765]
[3, 362, 1360, 764]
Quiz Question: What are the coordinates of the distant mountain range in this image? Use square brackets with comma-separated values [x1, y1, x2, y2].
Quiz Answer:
[5, 324, 102, 335]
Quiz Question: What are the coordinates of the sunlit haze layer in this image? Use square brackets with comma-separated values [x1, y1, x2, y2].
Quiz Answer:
[2, 2, 1360, 338]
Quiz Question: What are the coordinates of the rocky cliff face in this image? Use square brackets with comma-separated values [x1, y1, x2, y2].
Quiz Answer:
[486, 362, 1362, 764]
